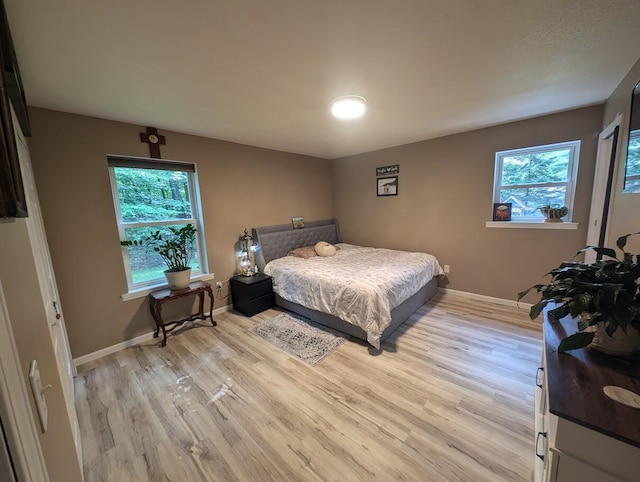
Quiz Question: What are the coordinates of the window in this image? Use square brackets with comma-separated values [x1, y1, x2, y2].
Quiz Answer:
[623, 129, 640, 193]
[493, 141, 580, 221]
[108, 156, 208, 290]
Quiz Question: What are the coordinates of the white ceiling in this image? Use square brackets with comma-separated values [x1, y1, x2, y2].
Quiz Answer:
[5, 1, 640, 159]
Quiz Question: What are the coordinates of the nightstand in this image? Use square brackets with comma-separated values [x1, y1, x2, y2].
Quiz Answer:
[230, 273, 274, 316]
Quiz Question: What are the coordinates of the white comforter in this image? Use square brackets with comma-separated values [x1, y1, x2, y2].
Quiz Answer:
[264, 243, 443, 348]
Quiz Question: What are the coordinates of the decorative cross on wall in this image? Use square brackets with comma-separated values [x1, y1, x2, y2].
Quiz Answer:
[140, 127, 166, 159]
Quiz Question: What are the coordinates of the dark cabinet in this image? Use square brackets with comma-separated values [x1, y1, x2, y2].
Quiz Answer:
[0, 0, 29, 219]
[230, 273, 274, 316]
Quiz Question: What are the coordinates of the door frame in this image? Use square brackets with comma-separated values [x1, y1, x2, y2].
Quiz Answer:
[0, 276, 49, 481]
[13, 109, 83, 471]
[585, 114, 622, 263]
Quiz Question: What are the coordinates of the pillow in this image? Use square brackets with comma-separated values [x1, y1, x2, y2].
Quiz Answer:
[287, 246, 318, 259]
[315, 241, 337, 257]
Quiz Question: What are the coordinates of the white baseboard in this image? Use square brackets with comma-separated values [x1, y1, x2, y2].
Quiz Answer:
[73, 304, 232, 367]
[74, 331, 158, 368]
[437, 287, 532, 309]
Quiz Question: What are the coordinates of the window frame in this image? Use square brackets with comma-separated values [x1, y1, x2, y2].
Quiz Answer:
[493, 140, 581, 222]
[108, 155, 209, 292]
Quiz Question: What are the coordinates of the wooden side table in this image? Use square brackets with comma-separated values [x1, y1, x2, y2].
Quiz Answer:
[148, 281, 216, 347]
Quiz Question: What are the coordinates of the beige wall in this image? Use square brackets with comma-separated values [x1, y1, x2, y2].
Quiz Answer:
[0, 218, 83, 482]
[27, 102, 609, 357]
[603, 57, 640, 252]
[27, 107, 333, 358]
[332, 105, 604, 302]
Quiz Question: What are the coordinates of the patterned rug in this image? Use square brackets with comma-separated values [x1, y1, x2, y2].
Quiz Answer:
[251, 312, 348, 366]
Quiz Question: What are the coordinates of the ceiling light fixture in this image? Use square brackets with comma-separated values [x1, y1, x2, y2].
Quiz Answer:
[331, 95, 366, 119]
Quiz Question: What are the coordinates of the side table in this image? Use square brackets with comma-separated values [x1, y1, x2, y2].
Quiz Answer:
[230, 273, 274, 316]
[148, 281, 216, 347]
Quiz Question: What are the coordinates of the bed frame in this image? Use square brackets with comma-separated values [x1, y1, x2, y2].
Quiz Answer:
[252, 219, 438, 345]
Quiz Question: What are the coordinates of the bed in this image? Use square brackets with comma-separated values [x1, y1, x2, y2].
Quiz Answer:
[252, 219, 442, 349]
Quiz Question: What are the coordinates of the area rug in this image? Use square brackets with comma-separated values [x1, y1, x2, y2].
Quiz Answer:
[251, 312, 348, 366]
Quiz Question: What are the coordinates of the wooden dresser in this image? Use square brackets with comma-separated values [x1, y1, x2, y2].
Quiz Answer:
[535, 313, 640, 481]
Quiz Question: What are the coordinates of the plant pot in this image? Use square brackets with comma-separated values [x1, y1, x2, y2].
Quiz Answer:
[164, 268, 191, 290]
[540, 207, 568, 223]
[589, 323, 640, 357]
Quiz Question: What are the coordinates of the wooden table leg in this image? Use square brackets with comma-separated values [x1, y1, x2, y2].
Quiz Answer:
[205, 287, 216, 326]
[197, 290, 205, 318]
[156, 302, 168, 347]
[149, 297, 160, 339]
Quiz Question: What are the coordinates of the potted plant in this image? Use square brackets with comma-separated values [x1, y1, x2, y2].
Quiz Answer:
[538, 204, 568, 223]
[518, 233, 640, 356]
[121, 224, 197, 290]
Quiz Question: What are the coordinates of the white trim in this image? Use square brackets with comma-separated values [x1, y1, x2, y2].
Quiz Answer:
[121, 273, 215, 301]
[73, 331, 156, 368]
[493, 140, 581, 222]
[121, 218, 196, 229]
[0, 279, 50, 481]
[485, 221, 579, 230]
[191, 166, 210, 278]
[586, 114, 623, 261]
[73, 304, 232, 367]
[438, 287, 532, 309]
[602, 113, 624, 142]
[109, 161, 209, 292]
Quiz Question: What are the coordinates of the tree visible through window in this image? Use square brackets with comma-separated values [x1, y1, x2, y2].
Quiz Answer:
[108, 157, 207, 289]
[493, 141, 580, 220]
[623, 130, 640, 193]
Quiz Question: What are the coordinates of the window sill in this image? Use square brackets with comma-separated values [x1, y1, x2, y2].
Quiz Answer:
[121, 273, 216, 301]
[485, 221, 579, 230]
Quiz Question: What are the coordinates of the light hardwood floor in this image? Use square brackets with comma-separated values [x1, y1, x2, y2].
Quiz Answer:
[76, 292, 542, 481]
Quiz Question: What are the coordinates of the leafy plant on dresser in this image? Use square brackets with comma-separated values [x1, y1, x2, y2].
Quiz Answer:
[518, 233, 640, 354]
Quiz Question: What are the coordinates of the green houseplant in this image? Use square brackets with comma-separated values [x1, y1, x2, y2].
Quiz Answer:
[121, 224, 197, 290]
[518, 233, 640, 355]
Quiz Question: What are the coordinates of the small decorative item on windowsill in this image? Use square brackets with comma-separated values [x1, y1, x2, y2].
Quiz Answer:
[492, 203, 512, 221]
[538, 204, 568, 223]
[237, 228, 259, 276]
[518, 232, 640, 357]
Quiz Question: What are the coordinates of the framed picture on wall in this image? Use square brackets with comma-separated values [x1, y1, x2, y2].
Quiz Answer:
[292, 216, 305, 229]
[376, 164, 399, 176]
[492, 203, 512, 221]
[377, 176, 398, 196]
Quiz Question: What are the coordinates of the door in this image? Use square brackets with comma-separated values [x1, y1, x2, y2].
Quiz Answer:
[14, 123, 83, 471]
[585, 115, 621, 263]
[0, 415, 17, 482]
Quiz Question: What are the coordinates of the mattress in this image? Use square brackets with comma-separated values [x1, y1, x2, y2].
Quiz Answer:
[264, 243, 443, 348]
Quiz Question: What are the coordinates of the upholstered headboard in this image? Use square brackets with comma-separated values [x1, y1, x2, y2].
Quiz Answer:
[252, 219, 341, 271]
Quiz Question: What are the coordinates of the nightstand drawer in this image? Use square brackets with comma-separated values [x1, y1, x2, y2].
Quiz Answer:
[230, 274, 274, 317]
[242, 293, 274, 317]
[244, 278, 272, 299]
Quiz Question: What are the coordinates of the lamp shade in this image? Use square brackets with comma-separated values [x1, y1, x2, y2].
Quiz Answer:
[237, 228, 257, 276]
